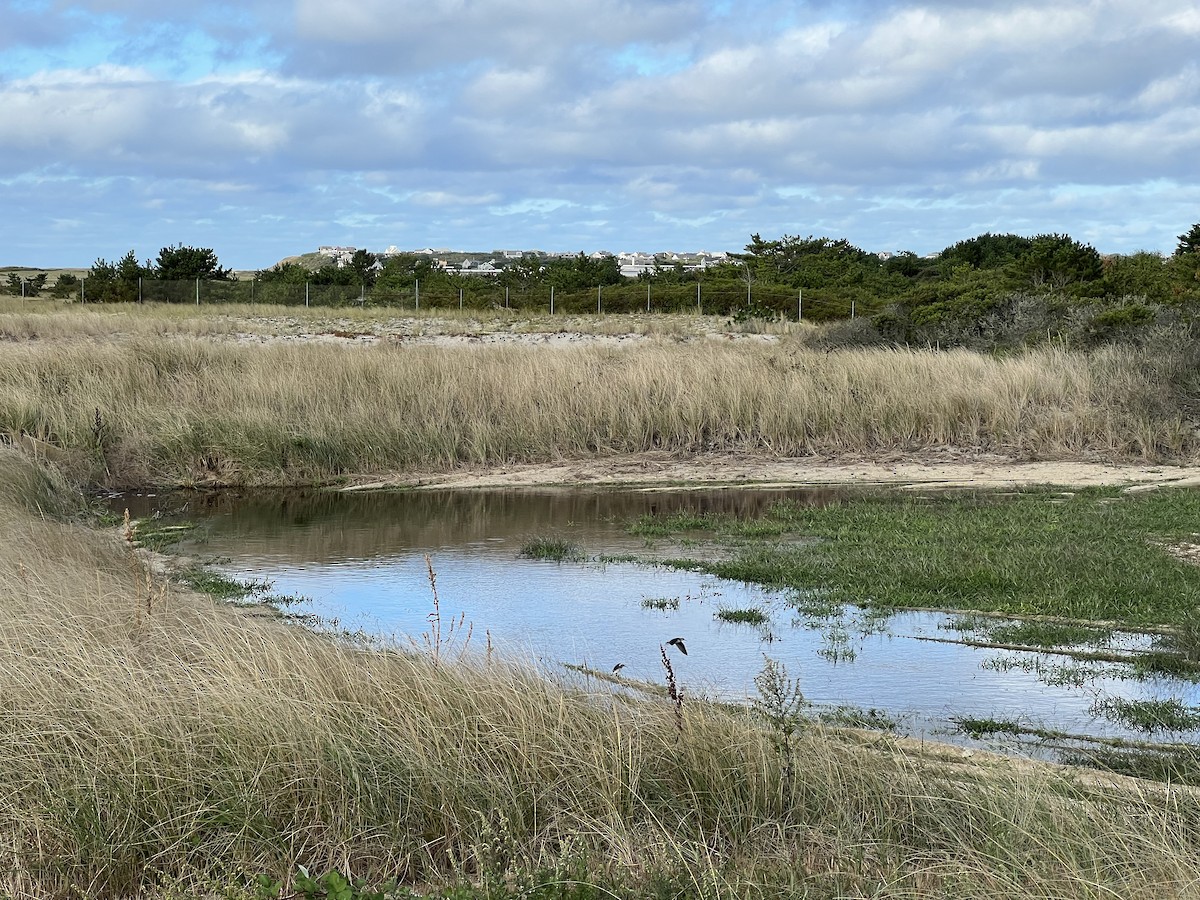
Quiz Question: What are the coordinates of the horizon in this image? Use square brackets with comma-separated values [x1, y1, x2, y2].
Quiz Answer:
[0, 229, 1187, 274]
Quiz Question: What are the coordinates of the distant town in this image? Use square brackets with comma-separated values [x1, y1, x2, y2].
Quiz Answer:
[312, 245, 940, 279]
[315, 245, 735, 278]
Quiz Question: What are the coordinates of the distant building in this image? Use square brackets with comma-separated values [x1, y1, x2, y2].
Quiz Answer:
[318, 246, 358, 268]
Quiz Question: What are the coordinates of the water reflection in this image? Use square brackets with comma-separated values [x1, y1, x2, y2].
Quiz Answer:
[121, 486, 1200, 756]
[122, 485, 852, 565]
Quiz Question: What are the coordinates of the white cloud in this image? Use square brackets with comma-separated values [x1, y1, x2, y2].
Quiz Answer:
[1, 0, 1198, 264]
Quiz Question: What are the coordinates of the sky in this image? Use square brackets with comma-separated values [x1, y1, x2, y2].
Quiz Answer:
[1, 0, 1198, 269]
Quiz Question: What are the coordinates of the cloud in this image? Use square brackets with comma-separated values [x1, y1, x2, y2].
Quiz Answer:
[291, 0, 701, 74]
[0, 65, 427, 178]
[1, 0, 1198, 265]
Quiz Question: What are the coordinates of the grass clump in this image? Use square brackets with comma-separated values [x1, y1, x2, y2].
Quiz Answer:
[1090, 697, 1200, 734]
[179, 568, 274, 601]
[984, 621, 1112, 648]
[715, 606, 770, 626]
[131, 519, 197, 551]
[955, 717, 1026, 738]
[640, 596, 680, 610]
[518, 537, 585, 562]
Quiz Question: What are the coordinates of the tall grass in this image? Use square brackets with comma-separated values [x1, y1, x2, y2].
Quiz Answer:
[2, 447, 1200, 898]
[1, 331, 1193, 486]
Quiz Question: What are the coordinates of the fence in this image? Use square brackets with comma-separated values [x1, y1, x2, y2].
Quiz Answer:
[60, 277, 870, 321]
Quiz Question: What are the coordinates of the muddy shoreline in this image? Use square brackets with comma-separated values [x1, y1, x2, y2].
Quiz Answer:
[350, 449, 1200, 492]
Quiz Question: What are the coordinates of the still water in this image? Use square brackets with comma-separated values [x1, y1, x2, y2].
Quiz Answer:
[124, 487, 1200, 754]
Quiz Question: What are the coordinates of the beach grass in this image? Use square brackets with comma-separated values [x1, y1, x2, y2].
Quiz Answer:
[1, 448, 1200, 897]
[1, 304, 1196, 488]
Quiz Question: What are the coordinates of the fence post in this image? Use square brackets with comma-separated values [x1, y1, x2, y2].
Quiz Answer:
[195, 278, 200, 306]
[798, 289, 802, 322]
[138, 277, 141, 304]
[505, 285, 509, 309]
[646, 282, 650, 313]
[597, 284, 601, 315]
[361, 283, 365, 306]
[415, 279, 420, 310]
[81, 278, 85, 303]
[459, 287, 463, 310]
[851, 299, 856, 319]
[550, 285, 555, 315]
[305, 282, 310, 308]
[697, 282, 701, 314]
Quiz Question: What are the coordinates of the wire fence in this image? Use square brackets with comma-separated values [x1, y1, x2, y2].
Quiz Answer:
[61, 278, 868, 321]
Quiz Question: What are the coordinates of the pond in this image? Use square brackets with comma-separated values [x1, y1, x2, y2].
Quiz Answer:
[120, 486, 1200, 762]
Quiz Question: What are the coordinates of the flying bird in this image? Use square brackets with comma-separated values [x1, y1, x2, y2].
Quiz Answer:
[612, 663, 626, 674]
[666, 637, 688, 655]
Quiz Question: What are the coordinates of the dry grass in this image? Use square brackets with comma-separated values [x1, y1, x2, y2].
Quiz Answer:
[1, 447, 1199, 899]
[0, 297, 806, 342]
[0, 312, 1194, 486]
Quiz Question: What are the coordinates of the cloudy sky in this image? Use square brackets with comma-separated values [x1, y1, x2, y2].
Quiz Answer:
[2, 0, 1198, 269]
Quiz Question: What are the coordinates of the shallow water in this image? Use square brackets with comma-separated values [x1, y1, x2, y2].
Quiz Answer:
[122, 486, 1200, 755]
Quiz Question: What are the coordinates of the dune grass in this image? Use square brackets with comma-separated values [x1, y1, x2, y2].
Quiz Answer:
[1, 305, 1195, 487]
[2, 449, 1200, 898]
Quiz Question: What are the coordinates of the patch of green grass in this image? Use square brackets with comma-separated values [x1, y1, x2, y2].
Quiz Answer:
[179, 569, 273, 601]
[816, 705, 898, 731]
[1131, 651, 1200, 680]
[134, 521, 198, 551]
[640, 596, 680, 610]
[985, 621, 1113, 648]
[89, 504, 124, 528]
[1160, 608, 1200, 662]
[1090, 697, 1200, 733]
[594, 553, 640, 564]
[646, 488, 1200, 627]
[627, 511, 714, 537]
[715, 606, 769, 626]
[518, 537, 585, 562]
[954, 717, 1025, 738]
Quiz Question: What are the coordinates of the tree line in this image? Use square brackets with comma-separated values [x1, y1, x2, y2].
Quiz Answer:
[6, 225, 1200, 345]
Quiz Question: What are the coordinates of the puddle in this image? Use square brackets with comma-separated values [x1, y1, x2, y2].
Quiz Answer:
[115, 486, 1200, 761]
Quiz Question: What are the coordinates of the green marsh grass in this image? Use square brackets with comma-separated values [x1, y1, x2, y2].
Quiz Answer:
[1090, 697, 1200, 733]
[640, 596, 681, 610]
[645, 488, 1200, 628]
[715, 606, 770, 626]
[518, 537, 585, 562]
[4, 448, 1200, 897]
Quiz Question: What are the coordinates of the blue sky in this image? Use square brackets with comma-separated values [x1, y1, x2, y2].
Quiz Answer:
[1, 0, 1198, 269]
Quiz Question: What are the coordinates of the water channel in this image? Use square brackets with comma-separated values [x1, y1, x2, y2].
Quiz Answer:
[121, 486, 1200, 761]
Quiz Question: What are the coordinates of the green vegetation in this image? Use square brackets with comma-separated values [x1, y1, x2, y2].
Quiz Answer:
[715, 606, 770, 626]
[638, 488, 1200, 628]
[956, 619, 1113, 649]
[131, 519, 198, 551]
[1090, 697, 1200, 734]
[179, 568, 274, 601]
[10, 222, 1200, 340]
[954, 718, 1025, 739]
[518, 537, 585, 562]
[640, 596, 680, 610]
